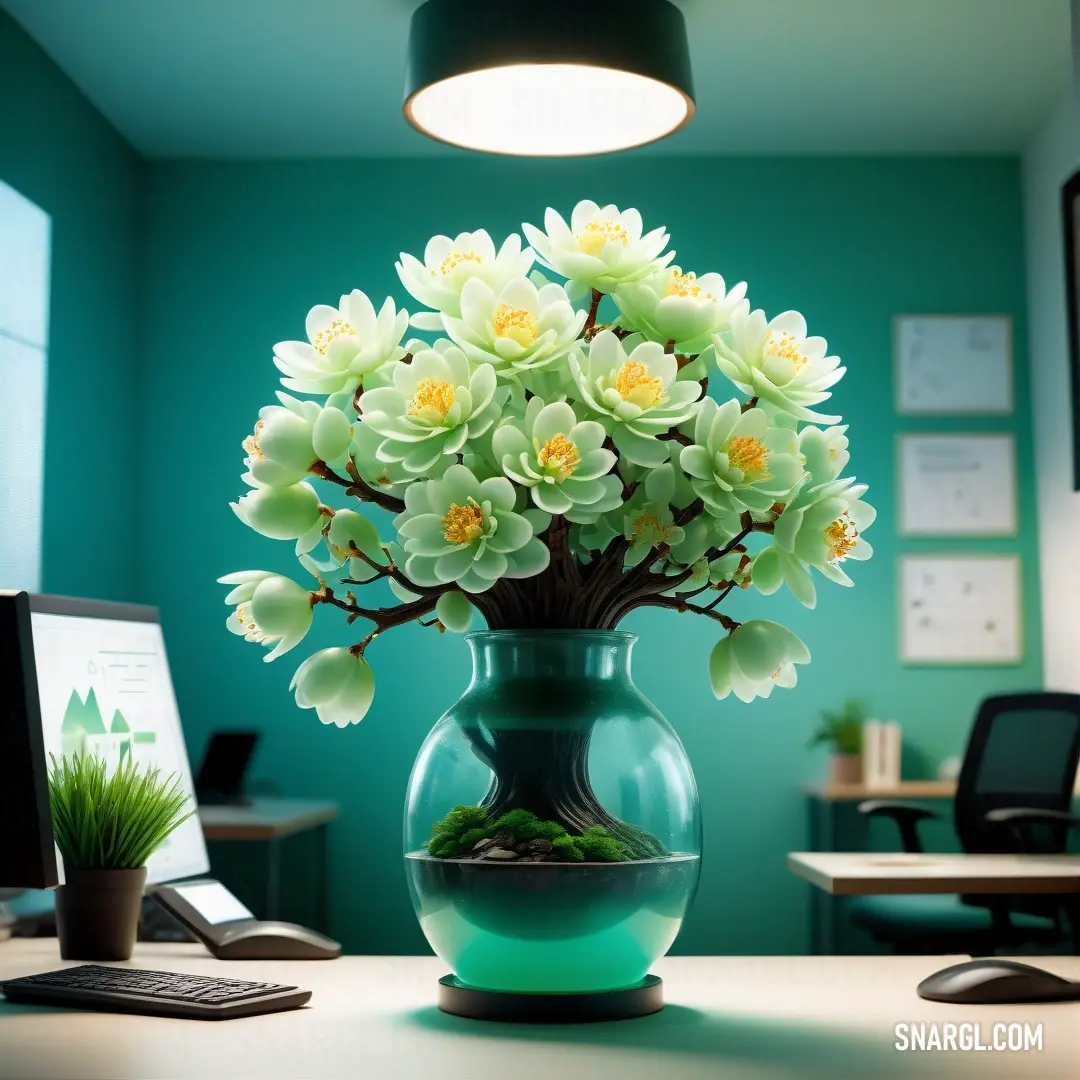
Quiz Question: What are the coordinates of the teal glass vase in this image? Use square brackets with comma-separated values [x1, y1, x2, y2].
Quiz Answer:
[403, 630, 701, 994]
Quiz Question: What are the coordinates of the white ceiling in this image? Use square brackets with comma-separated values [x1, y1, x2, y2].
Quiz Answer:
[2, 0, 1072, 158]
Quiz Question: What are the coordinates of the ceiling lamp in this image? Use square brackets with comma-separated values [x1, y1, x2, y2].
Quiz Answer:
[403, 0, 695, 157]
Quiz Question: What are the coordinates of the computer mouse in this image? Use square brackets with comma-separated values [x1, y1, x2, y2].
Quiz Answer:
[213, 922, 342, 961]
[917, 959, 1080, 1004]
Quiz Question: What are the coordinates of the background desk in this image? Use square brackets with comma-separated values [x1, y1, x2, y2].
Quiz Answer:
[788, 852, 1080, 895]
[802, 782, 956, 954]
[2, 941, 1080, 1079]
[198, 799, 338, 931]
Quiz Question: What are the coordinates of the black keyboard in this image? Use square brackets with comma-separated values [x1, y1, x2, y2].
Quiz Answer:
[1, 964, 311, 1020]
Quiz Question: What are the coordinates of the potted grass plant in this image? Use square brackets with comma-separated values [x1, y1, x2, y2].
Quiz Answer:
[49, 753, 193, 961]
[810, 699, 866, 784]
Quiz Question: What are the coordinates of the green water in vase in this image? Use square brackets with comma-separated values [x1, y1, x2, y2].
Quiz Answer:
[404, 631, 702, 994]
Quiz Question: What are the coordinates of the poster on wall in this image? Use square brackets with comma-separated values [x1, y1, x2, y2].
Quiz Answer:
[897, 433, 1017, 537]
[899, 555, 1022, 665]
[893, 314, 1012, 415]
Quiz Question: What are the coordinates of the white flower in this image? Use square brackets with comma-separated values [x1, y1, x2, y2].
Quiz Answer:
[396, 231, 534, 325]
[442, 277, 584, 376]
[714, 308, 845, 423]
[290, 648, 375, 727]
[570, 330, 701, 467]
[220, 571, 314, 662]
[681, 398, 806, 515]
[752, 478, 876, 608]
[349, 420, 413, 496]
[523, 201, 673, 293]
[393, 463, 549, 593]
[358, 344, 504, 474]
[613, 266, 747, 353]
[709, 620, 810, 703]
[273, 290, 409, 396]
[243, 394, 353, 486]
[231, 481, 324, 553]
[799, 424, 850, 485]
[491, 398, 620, 518]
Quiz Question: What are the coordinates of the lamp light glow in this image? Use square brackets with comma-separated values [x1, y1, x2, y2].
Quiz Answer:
[403, 0, 695, 157]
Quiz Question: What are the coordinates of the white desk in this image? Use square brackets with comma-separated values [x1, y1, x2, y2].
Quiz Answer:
[788, 852, 1080, 896]
[2, 941, 1080, 1079]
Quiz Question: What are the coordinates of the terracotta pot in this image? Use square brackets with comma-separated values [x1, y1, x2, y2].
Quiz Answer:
[55, 866, 147, 961]
[829, 753, 863, 785]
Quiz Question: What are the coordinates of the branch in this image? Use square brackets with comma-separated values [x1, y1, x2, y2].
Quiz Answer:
[741, 396, 759, 413]
[619, 595, 739, 632]
[583, 288, 603, 334]
[312, 586, 438, 653]
[343, 458, 406, 514]
[343, 543, 449, 598]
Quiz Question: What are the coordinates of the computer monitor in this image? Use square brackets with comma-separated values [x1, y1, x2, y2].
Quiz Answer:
[0, 592, 209, 889]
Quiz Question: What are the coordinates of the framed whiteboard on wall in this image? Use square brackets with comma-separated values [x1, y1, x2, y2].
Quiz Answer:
[894, 314, 1012, 415]
[897, 433, 1017, 537]
[899, 555, 1022, 665]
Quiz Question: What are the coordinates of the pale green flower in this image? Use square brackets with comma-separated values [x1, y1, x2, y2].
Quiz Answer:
[523, 200, 673, 293]
[613, 265, 747, 354]
[326, 509, 386, 566]
[436, 591, 475, 633]
[290, 648, 375, 727]
[358, 343, 504, 474]
[799, 424, 850, 485]
[242, 394, 353, 486]
[349, 420, 414, 496]
[680, 398, 805, 515]
[621, 489, 685, 568]
[274, 290, 409, 396]
[441, 276, 585, 376]
[491, 398, 620, 518]
[396, 230, 534, 325]
[709, 621, 810, 703]
[752, 478, 876, 608]
[231, 480, 324, 553]
[569, 330, 701, 467]
[219, 571, 314, 662]
[714, 308, 844, 423]
[393, 464, 549, 593]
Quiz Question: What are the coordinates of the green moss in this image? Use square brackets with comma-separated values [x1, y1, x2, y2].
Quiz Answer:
[489, 808, 538, 833]
[456, 826, 491, 852]
[431, 805, 490, 838]
[517, 819, 568, 841]
[578, 826, 631, 862]
[551, 835, 584, 861]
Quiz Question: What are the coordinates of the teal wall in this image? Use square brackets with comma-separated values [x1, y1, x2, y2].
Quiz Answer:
[0, 13, 142, 600]
[139, 156, 1041, 955]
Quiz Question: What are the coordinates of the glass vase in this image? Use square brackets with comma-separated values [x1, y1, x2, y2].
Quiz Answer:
[403, 630, 701, 993]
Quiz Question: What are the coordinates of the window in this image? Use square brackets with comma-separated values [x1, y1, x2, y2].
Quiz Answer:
[0, 180, 51, 591]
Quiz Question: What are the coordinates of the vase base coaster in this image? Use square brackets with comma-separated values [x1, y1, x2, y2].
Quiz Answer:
[436, 973, 663, 1023]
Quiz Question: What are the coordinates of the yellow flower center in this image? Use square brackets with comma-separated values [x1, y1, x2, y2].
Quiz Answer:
[578, 219, 630, 257]
[824, 511, 859, 563]
[235, 604, 257, 633]
[665, 270, 714, 301]
[437, 250, 482, 276]
[537, 434, 580, 481]
[726, 435, 771, 479]
[407, 378, 456, 421]
[615, 360, 665, 408]
[492, 303, 539, 348]
[242, 420, 264, 460]
[312, 318, 356, 356]
[442, 500, 486, 545]
[765, 330, 809, 372]
[631, 512, 673, 546]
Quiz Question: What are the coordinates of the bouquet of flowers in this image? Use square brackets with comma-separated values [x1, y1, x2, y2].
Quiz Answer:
[220, 200, 875, 727]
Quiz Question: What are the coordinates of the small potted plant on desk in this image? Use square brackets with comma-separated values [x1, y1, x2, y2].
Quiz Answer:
[49, 753, 193, 961]
[810, 700, 866, 785]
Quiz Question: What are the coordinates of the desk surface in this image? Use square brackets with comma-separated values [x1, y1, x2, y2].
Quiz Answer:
[801, 780, 957, 801]
[1, 941, 1079, 1080]
[198, 798, 339, 840]
[788, 851, 1080, 896]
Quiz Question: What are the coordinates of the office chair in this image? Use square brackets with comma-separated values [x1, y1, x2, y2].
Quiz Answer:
[847, 692, 1080, 955]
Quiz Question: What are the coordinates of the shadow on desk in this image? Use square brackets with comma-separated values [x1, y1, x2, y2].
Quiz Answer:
[403, 1003, 948, 1080]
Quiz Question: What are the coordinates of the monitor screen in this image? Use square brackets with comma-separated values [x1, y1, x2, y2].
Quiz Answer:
[30, 605, 209, 886]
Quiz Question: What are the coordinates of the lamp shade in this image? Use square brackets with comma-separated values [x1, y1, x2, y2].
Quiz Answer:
[403, 0, 695, 156]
